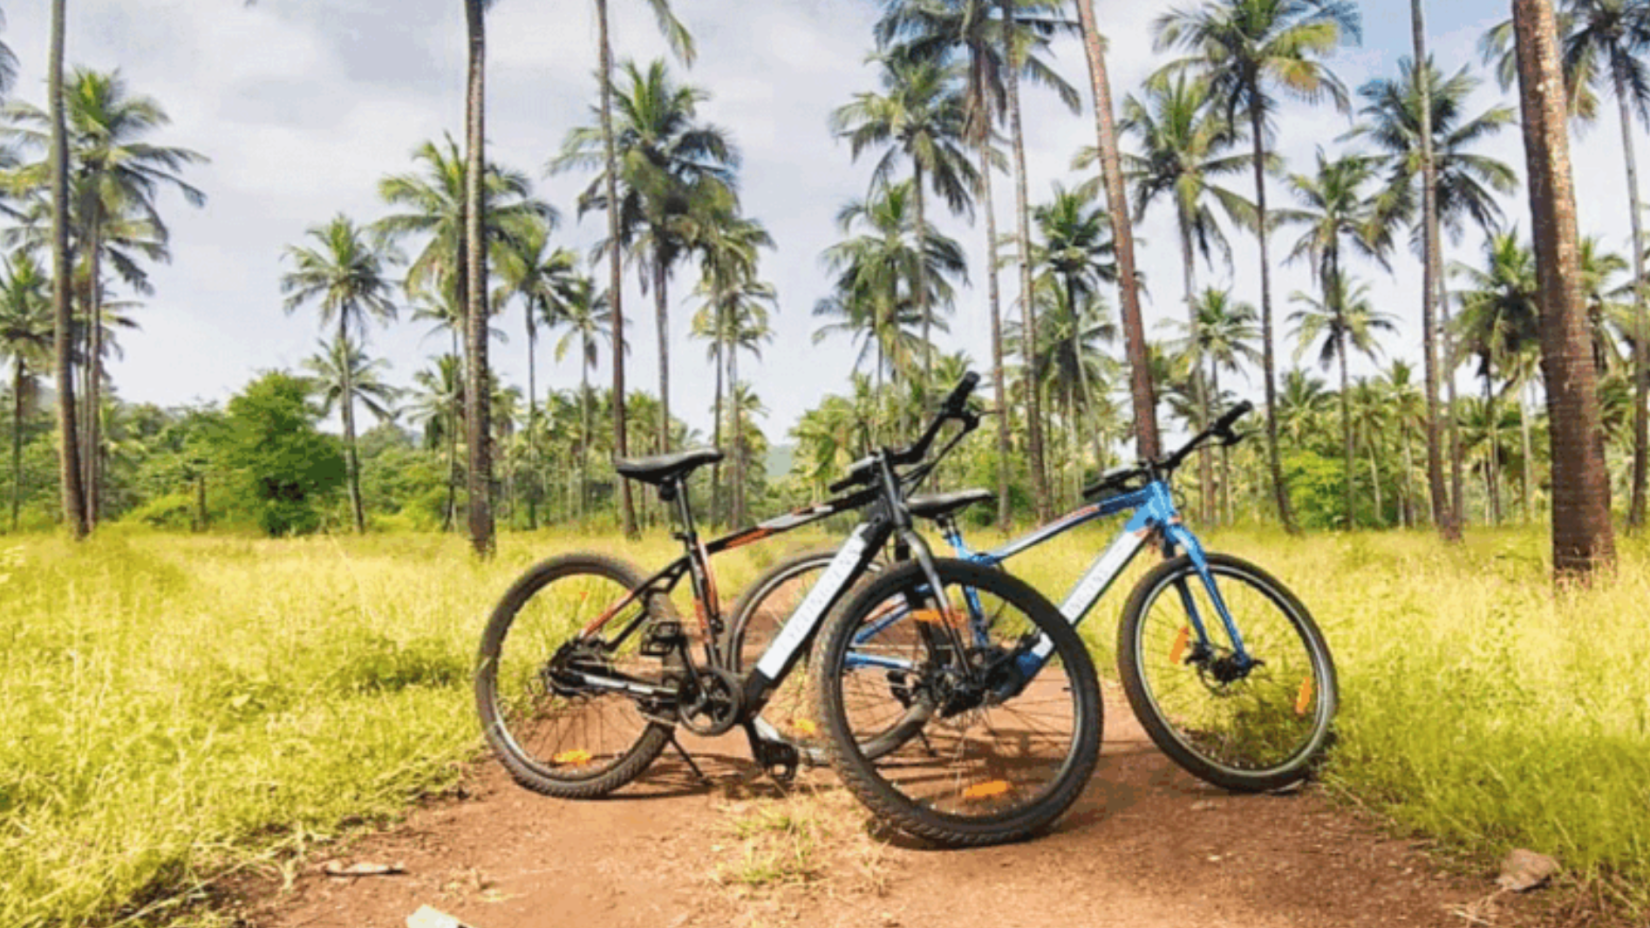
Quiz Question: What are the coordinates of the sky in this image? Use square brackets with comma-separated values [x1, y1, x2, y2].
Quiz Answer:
[0, 0, 1635, 447]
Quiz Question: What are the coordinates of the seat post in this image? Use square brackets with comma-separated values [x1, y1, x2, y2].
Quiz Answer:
[669, 477, 699, 544]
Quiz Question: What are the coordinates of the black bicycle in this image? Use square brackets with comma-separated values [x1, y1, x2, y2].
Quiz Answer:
[475, 374, 1102, 846]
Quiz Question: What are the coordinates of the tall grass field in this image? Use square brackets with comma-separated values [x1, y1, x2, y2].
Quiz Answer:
[0, 525, 1645, 925]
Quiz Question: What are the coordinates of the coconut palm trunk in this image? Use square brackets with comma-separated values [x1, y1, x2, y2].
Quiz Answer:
[1337, 320, 1354, 529]
[1519, 381, 1534, 520]
[730, 345, 744, 527]
[596, 0, 638, 538]
[1411, 0, 1458, 540]
[655, 259, 671, 455]
[11, 358, 24, 532]
[463, 0, 494, 556]
[1511, 0, 1616, 579]
[1179, 215, 1214, 522]
[1612, 68, 1650, 529]
[580, 353, 593, 524]
[83, 196, 105, 530]
[711, 336, 724, 523]
[1400, 420, 1416, 527]
[1249, 107, 1298, 533]
[1000, 0, 1049, 520]
[525, 307, 539, 530]
[1484, 374, 1502, 525]
[341, 325, 366, 533]
[1441, 273, 1465, 528]
[980, 140, 1012, 530]
[1075, 0, 1157, 463]
[913, 162, 933, 379]
[48, 0, 86, 540]
[1214, 363, 1232, 524]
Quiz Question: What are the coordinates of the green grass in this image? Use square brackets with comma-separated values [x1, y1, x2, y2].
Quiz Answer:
[0, 524, 1646, 924]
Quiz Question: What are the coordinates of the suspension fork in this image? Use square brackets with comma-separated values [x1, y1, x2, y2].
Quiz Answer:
[1163, 523, 1251, 665]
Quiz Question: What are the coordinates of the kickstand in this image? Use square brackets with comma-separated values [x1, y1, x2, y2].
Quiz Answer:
[667, 731, 708, 782]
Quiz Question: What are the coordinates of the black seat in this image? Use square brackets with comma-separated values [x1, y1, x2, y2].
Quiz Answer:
[908, 489, 995, 521]
[614, 447, 724, 486]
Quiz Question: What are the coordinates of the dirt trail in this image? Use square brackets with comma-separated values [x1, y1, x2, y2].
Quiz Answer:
[245, 688, 1548, 928]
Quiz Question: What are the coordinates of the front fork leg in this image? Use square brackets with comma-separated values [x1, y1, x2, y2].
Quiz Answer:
[1163, 524, 1251, 665]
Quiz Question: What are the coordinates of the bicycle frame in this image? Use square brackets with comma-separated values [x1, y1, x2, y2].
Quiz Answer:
[564, 458, 963, 721]
[946, 481, 1251, 669]
[849, 479, 1252, 678]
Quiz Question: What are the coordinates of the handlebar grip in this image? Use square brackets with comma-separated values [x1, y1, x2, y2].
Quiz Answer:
[1215, 401, 1254, 433]
[943, 372, 981, 414]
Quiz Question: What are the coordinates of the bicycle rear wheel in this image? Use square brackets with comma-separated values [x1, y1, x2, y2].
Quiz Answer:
[1118, 553, 1337, 792]
[475, 554, 677, 799]
[814, 559, 1101, 847]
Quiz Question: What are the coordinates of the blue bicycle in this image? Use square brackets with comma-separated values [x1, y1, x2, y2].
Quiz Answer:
[730, 402, 1338, 793]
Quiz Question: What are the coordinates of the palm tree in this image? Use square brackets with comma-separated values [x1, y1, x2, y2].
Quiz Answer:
[1030, 182, 1115, 472]
[548, 276, 618, 524]
[1117, 75, 1253, 517]
[281, 215, 400, 533]
[3, 68, 207, 529]
[1381, 360, 1428, 526]
[875, 0, 1078, 529]
[1487, 0, 1650, 529]
[1154, 0, 1362, 534]
[553, 59, 737, 460]
[1509, 0, 1615, 577]
[1452, 233, 1541, 527]
[692, 210, 773, 523]
[815, 181, 966, 414]
[1016, 279, 1118, 503]
[495, 218, 572, 529]
[1071, 0, 1156, 464]
[1354, 54, 1518, 538]
[45, 0, 84, 538]
[1168, 288, 1261, 523]
[409, 354, 467, 533]
[591, 0, 694, 539]
[0, 254, 49, 531]
[303, 336, 400, 523]
[1288, 276, 1398, 528]
[462, 0, 497, 553]
[832, 54, 977, 378]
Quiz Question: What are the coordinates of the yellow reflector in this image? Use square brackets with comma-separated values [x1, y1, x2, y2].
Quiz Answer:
[552, 749, 593, 766]
[793, 719, 818, 737]
[1169, 626, 1190, 665]
[913, 609, 966, 627]
[1295, 678, 1314, 716]
[961, 780, 1012, 801]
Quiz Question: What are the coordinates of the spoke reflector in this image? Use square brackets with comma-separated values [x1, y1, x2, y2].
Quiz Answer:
[961, 780, 1012, 801]
[793, 718, 818, 736]
[552, 749, 593, 766]
[913, 609, 966, 627]
[1169, 625, 1190, 665]
[1295, 678, 1313, 716]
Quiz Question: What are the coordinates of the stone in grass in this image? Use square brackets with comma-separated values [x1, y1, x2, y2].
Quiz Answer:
[1496, 849, 1560, 893]
[407, 905, 473, 928]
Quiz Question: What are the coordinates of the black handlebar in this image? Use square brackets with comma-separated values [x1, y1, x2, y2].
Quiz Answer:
[1082, 400, 1255, 501]
[827, 373, 980, 494]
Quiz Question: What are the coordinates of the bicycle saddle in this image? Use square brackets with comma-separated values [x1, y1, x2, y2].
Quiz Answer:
[907, 488, 995, 521]
[615, 447, 724, 485]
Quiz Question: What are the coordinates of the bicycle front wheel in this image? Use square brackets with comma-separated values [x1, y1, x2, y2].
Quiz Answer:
[1118, 553, 1337, 792]
[814, 559, 1102, 847]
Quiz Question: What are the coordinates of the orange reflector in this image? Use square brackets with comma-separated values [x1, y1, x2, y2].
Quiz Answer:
[1295, 678, 1314, 716]
[913, 609, 967, 627]
[1169, 626, 1190, 665]
[553, 749, 593, 766]
[793, 719, 818, 737]
[961, 780, 1012, 801]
